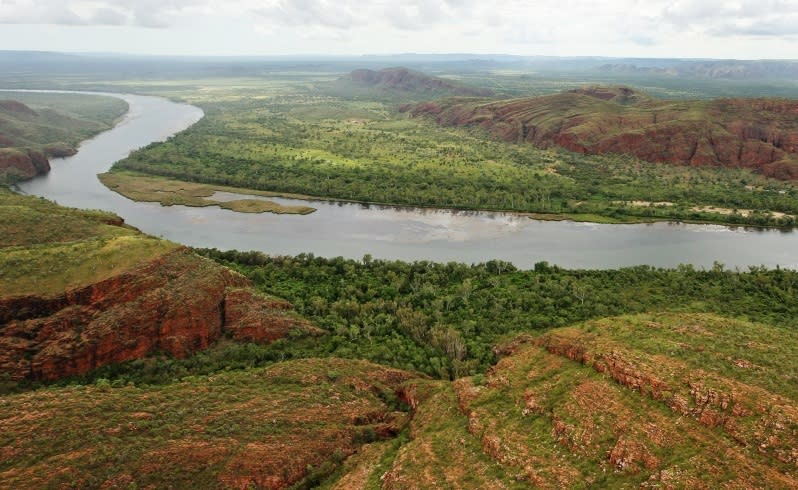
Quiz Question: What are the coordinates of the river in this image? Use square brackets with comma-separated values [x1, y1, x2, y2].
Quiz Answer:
[10, 90, 798, 270]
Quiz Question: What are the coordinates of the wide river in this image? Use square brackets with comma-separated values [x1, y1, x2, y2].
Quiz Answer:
[10, 91, 798, 270]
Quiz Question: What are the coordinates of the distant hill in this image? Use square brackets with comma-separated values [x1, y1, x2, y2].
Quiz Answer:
[406, 86, 798, 180]
[597, 60, 798, 80]
[0, 94, 127, 182]
[332, 67, 493, 99]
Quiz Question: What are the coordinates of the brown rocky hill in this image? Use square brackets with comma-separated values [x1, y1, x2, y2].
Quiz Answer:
[0, 189, 319, 382]
[0, 249, 319, 381]
[0, 148, 50, 181]
[380, 312, 798, 488]
[338, 67, 493, 97]
[405, 86, 798, 180]
[0, 358, 418, 489]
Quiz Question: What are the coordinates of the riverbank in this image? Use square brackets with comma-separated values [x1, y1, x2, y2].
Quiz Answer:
[102, 169, 795, 230]
[15, 91, 798, 270]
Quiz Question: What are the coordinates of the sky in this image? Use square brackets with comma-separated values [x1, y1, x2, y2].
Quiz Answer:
[0, 0, 797, 59]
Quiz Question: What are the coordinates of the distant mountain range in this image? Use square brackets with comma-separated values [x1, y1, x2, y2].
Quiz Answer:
[597, 60, 798, 80]
[2, 51, 798, 80]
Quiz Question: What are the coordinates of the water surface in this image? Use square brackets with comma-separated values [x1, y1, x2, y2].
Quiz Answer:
[11, 90, 798, 270]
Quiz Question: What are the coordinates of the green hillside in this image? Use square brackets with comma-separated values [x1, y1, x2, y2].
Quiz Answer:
[0, 93, 127, 182]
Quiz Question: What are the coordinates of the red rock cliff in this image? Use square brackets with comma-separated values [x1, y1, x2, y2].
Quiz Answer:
[406, 87, 798, 180]
[0, 249, 315, 381]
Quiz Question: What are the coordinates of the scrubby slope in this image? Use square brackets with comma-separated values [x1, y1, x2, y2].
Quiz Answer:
[379, 312, 798, 488]
[407, 86, 798, 180]
[0, 358, 417, 489]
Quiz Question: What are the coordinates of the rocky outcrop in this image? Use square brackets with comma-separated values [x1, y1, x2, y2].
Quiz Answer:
[406, 87, 798, 180]
[0, 99, 95, 182]
[223, 288, 323, 343]
[534, 322, 798, 467]
[0, 149, 50, 181]
[0, 100, 38, 116]
[0, 358, 420, 490]
[0, 249, 315, 381]
[399, 314, 798, 488]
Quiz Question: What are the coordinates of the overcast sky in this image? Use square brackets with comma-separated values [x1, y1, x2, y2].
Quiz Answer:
[1, 0, 797, 58]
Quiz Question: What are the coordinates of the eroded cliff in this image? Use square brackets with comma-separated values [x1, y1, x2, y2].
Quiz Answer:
[406, 86, 798, 180]
[0, 249, 318, 381]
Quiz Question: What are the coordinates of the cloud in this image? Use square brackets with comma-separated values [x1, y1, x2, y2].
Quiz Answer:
[662, 0, 798, 37]
[253, 0, 365, 30]
[0, 0, 797, 50]
[0, 0, 204, 28]
[250, 0, 483, 32]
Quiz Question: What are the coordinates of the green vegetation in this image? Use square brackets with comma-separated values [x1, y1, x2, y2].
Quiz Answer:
[0, 187, 177, 297]
[99, 171, 316, 215]
[0, 358, 415, 489]
[109, 81, 798, 228]
[0, 92, 127, 149]
[0, 92, 128, 182]
[432, 312, 798, 488]
[542, 311, 798, 401]
[1, 91, 128, 131]
[45, 249, 798, 389]
[3, 67, 798, 487]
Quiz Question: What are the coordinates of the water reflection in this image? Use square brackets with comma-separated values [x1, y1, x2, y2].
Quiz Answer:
[8, 90, 798, 270]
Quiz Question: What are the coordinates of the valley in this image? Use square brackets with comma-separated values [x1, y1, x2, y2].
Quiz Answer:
[3, 54, 798, 489]
[106, 74, 798, 229]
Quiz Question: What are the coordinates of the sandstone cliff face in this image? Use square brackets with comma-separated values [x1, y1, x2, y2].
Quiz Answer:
[406, 87, 798, 180]
[0, 99, 92, 182]
[0, 249, 314, 381]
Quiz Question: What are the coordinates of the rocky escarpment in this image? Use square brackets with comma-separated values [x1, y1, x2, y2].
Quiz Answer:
[405, 86, 798, 180]
[340, 67, 493, 97]
[0, 249, 318, 381]
[597, 60, 798, 80]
